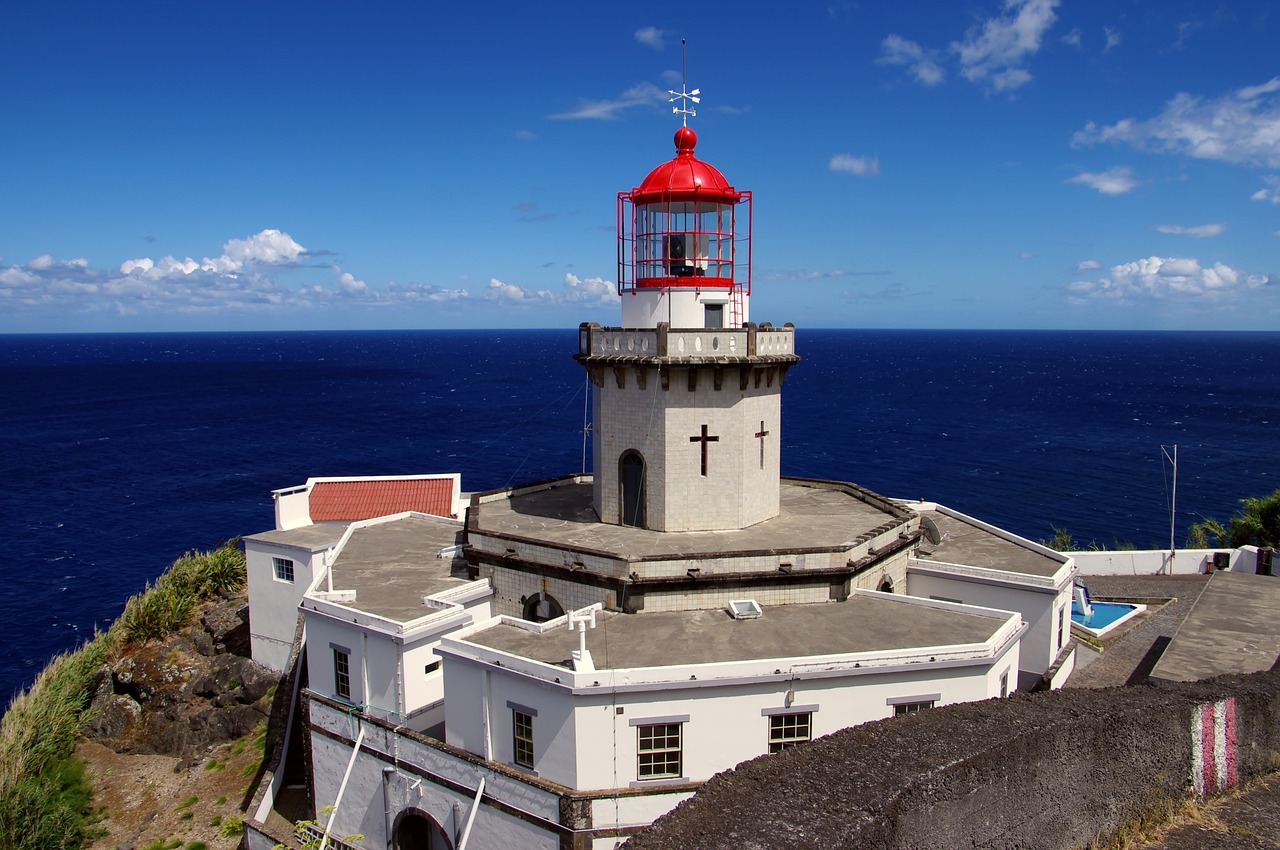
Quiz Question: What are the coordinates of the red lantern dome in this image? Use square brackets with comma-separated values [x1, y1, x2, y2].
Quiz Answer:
[617, 127, 752, 304]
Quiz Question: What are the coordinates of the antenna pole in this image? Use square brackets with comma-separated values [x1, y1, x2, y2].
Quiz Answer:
[1161, 444, 1178, 567]
[667, 38, 700, 127]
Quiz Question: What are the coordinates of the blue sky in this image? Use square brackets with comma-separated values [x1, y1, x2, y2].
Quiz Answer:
[2, 1, 1278, 333]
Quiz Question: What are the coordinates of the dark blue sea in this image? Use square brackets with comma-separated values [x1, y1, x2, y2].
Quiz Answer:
[3, 329, 1277, 701]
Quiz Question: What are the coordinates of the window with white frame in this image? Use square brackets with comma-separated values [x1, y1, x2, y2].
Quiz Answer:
[1000, 669, 1010, 698]
[272, 556, 295, 583]
[767, 712, 812, 753]
[513, 709, 534, 769]
[637, 723, 683, 780]
[333, 647, 351, 700]
[1058, 604, 1067, 649]
[888, 693, 939, 717]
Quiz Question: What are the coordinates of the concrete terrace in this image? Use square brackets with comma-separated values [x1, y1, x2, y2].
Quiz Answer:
[324, 515, 468, 622]
[463, 593, 1012, 669]
[914, 508, 1065, 578]
[468, 476, 909, 560]
[245, 522, 349, 550]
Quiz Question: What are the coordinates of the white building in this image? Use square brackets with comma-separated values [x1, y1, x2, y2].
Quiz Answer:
[245, 116, 1076, 850]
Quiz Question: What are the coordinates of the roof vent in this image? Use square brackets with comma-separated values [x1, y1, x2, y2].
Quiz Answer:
[727, 599, 763, 620]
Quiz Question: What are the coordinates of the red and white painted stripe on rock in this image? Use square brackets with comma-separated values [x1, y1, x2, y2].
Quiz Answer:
[1191, 697, 1237, 797]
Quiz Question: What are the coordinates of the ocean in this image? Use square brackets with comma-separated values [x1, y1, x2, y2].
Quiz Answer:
[3, 328, 1277, 701]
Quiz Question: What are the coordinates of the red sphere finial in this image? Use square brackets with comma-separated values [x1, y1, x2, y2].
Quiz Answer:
[674, 126, 697, 156]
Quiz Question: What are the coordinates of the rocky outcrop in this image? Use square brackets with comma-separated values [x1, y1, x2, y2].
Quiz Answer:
[84, 594, 282, 762]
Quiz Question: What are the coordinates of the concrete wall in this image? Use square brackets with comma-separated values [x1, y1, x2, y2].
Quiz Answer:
[623, 665, 1280, 850]
[442, 638, 1018, 792]
[907, 567, 1069, 684]
[245, 538, 323, 671]
[1071, 547, 1267, 576]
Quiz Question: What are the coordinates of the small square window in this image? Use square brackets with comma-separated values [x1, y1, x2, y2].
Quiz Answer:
[637, 723, 682, 779]
[513, 709, 534, 769]
[704, 303, 724, 329]
[273, 557, 295, 583]
[333, 649, 351, 700]
[424, 661, 440, 676]
[768, 712, 812, 753]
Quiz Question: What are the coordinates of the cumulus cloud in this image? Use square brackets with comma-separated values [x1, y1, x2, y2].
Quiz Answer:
[635, 27, 665, 50]
[877, 34, 944, 86]
[1156, 223, 1225, 238]
[1073, 77, 1280, 168]
[1066, 255, 1274, 304]
[829, 154, 880, 176]
[561, 273, 618, 304]
[952, 0, 1059, 92]
[549, 82, 668, 120]
[0, 228, 629, 324]
[1066, 166, 1137, 195]
[1074, 259, 1102, 273]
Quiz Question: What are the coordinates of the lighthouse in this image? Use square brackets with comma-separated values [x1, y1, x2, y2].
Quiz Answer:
[576, 91, 800, 532]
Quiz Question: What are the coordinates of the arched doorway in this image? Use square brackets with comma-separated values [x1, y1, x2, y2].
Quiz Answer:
[522, 592, 564, 623]
[394, 808, 452, 850]
[878, 576, 894, 593]
[620, 450, 646, 528]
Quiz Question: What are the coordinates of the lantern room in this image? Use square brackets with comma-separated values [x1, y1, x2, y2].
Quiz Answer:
[617, 125, 752, 329]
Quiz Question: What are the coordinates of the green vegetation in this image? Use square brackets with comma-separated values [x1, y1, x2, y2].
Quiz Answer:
[217, 815, 244, 838]
[1187, 488, 1280, 549]
[177, 795, 199, 810]
[141, 838, 182, 850]
[1041, 528, 1137, 553]
[0, 541, 246, 850]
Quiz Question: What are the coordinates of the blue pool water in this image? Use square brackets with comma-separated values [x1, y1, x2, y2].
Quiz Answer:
[1071, 600, 1138, 631]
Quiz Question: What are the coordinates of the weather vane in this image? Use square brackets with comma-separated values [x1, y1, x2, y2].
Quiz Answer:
[668, 38, 700, 127]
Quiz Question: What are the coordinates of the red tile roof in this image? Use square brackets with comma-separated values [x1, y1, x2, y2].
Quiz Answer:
[309, 478, 456, 522]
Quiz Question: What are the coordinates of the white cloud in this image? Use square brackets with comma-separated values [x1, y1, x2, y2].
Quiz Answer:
[877, 35, 944, 86]
[561, 273, 618, 304]
[1066, 255, 1274, 304]
[1019, 251, 1035, 259]
[1251, 175, 1280, 204]
[486, 278, 554, 303]
[549, 82, 669, 120]
[1102, 26, 1122, 52]
[337, 271, 368, 295]
[1156, 223, 1225, 238]
[952, 0, 1059, 92]
[635, 27, 665, 50]
[1072, 77, 1280, 168]
[1060, 27, 1082, 48]
[829, 154, 880, 176]
[1074, 259, 1101, 273]
[1066, 166, 1137, 195]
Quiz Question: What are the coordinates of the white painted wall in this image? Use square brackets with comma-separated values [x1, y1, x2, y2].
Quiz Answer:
[1070, 547, 1265, 576]
[621, 289, 749, 328]
[907, 567, 1069, 684]
[245, 539, 325, 671]
[442, 644, 1017, 792]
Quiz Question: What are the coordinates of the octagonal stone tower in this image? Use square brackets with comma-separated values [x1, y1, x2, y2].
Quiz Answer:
[575, 126, 800, 532]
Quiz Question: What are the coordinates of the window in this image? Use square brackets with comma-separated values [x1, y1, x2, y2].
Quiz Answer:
[513, 709, 534, 769]
[273, 557, 295, 583]
[1058, 605, 1067, 649]
[424, 661, 440, 676]
[893, 700, 935, 717]
[704, 303, 724, 329]
[333, 649, 351, 700]
[1000, 669, 1010, 698]
[637, 723, 683, 779]
[768, 712, 812, 753]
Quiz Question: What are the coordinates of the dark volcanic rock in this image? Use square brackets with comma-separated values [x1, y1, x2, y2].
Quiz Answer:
[84, 593, 281, 759]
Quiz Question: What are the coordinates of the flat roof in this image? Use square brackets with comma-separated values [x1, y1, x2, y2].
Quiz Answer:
[326, 515, 469, 622]
[469, 479, 904, 559]
[915, 509, 1064, 578]
[464, 594, 1009, 669]
[245, 522, 349, 550]
[1151, 570, 1280, 682]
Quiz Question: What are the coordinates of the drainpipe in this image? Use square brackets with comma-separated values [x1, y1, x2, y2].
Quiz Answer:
[381, 767, 396, 850]
[480, 669, 492, 760]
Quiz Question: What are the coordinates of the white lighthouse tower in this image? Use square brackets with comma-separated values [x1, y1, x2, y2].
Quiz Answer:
[576, 86, 800, 532]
